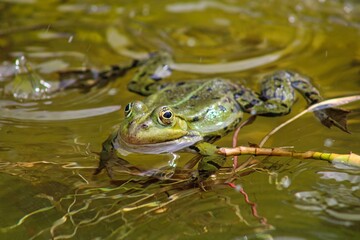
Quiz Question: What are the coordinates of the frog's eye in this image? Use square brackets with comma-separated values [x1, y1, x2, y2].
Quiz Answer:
[124, 103, 132, 118]
[158, 107, 174, 125]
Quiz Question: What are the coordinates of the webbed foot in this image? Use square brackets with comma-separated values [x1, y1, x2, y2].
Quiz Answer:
[314, 107, 351, 133]
[58, 60, 140, 92]
[94, 150, 143, 178]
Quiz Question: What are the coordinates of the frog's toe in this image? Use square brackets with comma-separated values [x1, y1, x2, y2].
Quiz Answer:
[314, 107, 350, 133]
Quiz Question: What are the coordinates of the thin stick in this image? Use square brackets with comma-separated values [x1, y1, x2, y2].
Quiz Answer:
[218, 146, 360, 167]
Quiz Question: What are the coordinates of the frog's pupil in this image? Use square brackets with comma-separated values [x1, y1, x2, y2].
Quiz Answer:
[125, 103, 130, 112]
[163, 111, 172, 119]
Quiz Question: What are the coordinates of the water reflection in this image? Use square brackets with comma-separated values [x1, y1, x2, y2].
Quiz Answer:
[294, 169, 360, 224]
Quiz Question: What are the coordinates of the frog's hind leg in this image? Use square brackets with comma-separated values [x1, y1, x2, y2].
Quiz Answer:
[284, 71, 350, 132]
[238, 70, 350, 132]
[235, 71, 296, 116]
[127, 51, 174, 96]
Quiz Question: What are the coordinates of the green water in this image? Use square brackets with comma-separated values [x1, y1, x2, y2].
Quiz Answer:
[1, 0, 360, 239]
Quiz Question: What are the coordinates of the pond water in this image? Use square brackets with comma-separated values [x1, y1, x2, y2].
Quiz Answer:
[1, 0, 360, 239]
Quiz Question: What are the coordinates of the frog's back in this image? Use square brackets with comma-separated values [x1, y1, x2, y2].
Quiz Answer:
[144, 78, 244, 137]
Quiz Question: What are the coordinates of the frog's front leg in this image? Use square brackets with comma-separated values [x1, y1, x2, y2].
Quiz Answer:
[191, 142, 227, 180]
[127, 51, 174, 96]
[94, 132, 140, 178]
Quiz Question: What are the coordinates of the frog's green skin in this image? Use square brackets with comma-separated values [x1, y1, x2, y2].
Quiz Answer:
[99, 51, 348, 179]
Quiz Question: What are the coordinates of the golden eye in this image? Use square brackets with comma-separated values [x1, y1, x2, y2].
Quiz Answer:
[158, 106, 174, 125]
[124, 103, 132, 118]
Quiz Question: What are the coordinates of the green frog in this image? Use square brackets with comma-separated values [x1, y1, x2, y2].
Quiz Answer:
[96, 51, 349, 180]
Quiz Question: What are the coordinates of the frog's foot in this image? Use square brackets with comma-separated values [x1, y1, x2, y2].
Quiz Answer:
[58, 69, 95, 91]
[58, 66, 122, 92]
[314, 107, 350, 133]
[58, 61, 139, 92]
[94, 150, 142, 178]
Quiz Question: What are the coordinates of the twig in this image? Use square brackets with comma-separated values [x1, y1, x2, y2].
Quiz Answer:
[218, 146, 360, 167]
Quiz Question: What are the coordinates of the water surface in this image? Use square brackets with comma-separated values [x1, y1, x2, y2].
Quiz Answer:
[0, 0, 360, 239]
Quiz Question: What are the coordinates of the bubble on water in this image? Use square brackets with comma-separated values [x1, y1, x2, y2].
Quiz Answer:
[324, 138, 334, 147]
[235, 184, 242, 192]
[295, 4, 304, 12]
[108, 88, 118, 96]
[280, 176, 291, 188]
[343, 3, 353, 14]
[68, 35, 74, 43]
[187, 38, 196, 47]
[288, 15, 297, 24]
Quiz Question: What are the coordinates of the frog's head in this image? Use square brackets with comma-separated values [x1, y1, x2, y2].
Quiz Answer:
[117, 101, 202, 154]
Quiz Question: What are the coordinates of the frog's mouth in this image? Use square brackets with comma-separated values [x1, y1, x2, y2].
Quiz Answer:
[114, 131, 203, 155]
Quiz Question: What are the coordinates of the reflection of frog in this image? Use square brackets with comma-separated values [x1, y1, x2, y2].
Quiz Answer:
[97, 51, 349, 180]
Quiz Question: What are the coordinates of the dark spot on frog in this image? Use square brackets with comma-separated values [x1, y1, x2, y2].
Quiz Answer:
[273, 77, 283, 85]
[207, 160, 222, 169]
[165, 89, 172, 94]
[144, 83, 155, 91]
[203, 135, 221, 143]
[190, 95, 199, 99]
[138, 71, 147, 78]
[176, 82, 185, 86]
[224, 129, 232, 134]
[159, 84, 168, 89]
[207, 87, 212, 92]
[234, 89, 245, 99]
[212, 97, 221, 100]
[192, 116, 199, 122]
[219, 105, 226, 112]
[243, 103, 253, 110]
[251, 99, 260, 105]
[189, 145, 200, 152]
[305, 91, 318, 99]
[281, 103, 289, 108]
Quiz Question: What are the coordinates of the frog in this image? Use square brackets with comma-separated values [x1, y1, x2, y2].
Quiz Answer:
[95, 51, 349, 181]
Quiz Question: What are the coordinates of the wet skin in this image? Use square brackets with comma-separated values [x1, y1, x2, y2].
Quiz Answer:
[98, 51, 349, 180]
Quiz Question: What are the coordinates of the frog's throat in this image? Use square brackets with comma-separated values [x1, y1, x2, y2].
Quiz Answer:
[114, 131, 203, 155]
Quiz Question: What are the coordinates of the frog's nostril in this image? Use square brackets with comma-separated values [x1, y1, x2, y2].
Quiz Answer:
[140, 123, 149, 129]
